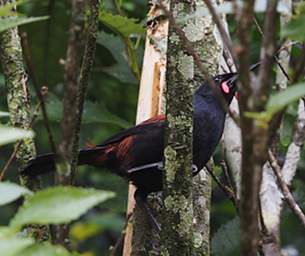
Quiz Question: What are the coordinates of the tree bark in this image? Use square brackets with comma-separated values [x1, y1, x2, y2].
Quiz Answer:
[162, 0, 194, 253]
[54, 0, 99, 246]
[0, 0, 48, 241]
[237, 1, 279, 255]
[124, 3, 169, 255]
[125, 1, 223, 254]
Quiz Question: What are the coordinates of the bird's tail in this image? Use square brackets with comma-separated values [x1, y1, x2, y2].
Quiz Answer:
[22, 147, 108, 177]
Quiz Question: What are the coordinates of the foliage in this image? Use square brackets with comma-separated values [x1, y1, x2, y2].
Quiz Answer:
[10, 186, 115, 227]
[0, 16, 49, 33]
[0, 183, 113, 256]
[0, 182, 32, 206]
[244, 83, 305, 122]
[99, 11, 145, 37]
[0, 0, 304, 255]
[211, 217, 240, 256]
[0, 1, 49, 33]
[282, 2, 305, 41]
[0, 127, 34, 146]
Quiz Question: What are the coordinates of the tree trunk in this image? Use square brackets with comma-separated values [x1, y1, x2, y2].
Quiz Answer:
[162, 0, 194, 253]
[0, 0, 48, 241]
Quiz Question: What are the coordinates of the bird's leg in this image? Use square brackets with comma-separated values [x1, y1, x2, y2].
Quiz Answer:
[191, 164, 198, 174]
[134, 190, 161, 235]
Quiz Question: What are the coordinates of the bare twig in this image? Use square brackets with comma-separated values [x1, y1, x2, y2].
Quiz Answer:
[202, 0, 237, 66]
[253, 17, 291, 83]
[70, 0, 99, 181]
[0, 102, 42, 181]
[291, 43, 305, 83]
[110, 213, 132, 256]
[56, 0, 85, 184]
[257, 0, 279, 98]
[268, 150, 305, 229]
[205, 164, 238, 210]
[20, 32, 57, 154]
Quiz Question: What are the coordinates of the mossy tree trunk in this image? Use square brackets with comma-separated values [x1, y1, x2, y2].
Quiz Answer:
[0, 0, 48, 241]
[162, 1, 195, 254]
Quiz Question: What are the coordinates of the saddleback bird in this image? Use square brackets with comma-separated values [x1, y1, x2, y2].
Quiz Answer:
[23, 72, 240, 231]
[24, 73, 238, 195]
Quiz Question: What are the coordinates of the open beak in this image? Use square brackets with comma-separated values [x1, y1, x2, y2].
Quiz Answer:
[228, 61, 261, 91]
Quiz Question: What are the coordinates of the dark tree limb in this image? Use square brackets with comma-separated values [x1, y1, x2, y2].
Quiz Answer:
[237, 1, 279, 256]
[70, 0, 99, 178]
[53, 0, 99, 247]
[56, 0, 85, 185]
[268, 150, 305, 229]
[20, 32, 57, 154]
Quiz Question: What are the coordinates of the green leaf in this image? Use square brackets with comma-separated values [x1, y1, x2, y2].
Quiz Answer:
[0, 237, 34, 256]
[0, 127, 34, 146]
[71, 212, 124, 241]
[43, 95, 130, 128]
[83, 101, 130, 128]
[245, 83, 305, 122]
[0, 16, 49, 33]
[282, 3, 305, 41]
[99, 11, 145, 37]
[0, 182, 32, 206]
[0, 111, 9, 117]
[0, 226, 18, 239]
[10, 186, 115, 227]
[266, 83, 305, 115]
[0, 0, 27, 17]
[97, 31, 126, 64]
[212, 217, 240, 256]
[21, 243, 80, 256]
[97, 32, 139, 83]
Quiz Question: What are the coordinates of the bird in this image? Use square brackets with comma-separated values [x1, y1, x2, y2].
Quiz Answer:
[23, 72, 238, 200]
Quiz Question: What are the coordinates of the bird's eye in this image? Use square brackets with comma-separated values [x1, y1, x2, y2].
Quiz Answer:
[221, 81, 230, 94]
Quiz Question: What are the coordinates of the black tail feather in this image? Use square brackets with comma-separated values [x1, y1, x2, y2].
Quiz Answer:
[23, 147, 107, 177]
[23, 153, 55, 176]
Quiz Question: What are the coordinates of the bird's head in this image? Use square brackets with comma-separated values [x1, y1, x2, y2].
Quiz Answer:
[214, 72, 238, 104]
[196, 62, 260, 105]
[195, 72, 238, 105]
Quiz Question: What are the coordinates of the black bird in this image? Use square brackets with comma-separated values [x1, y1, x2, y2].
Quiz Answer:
[23, 73, 238, 200]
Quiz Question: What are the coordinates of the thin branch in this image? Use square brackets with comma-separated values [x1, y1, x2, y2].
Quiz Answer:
[110, 213, 132, 256]
[0, 101, 43, 181]
[205, 164, 238, 210]
[253, 17, 291, 83]
[20, 32, 57, 154]
[56, 0, 85, 184]
[257, 0, 279, 98]
[268, 150, 305, 229]
[202, 0, 237, 66]
[70, 0, 99, 180]
[291, 43, 305, 83]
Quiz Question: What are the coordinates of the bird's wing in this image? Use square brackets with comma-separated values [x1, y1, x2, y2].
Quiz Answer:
[96, 114, 165, 148]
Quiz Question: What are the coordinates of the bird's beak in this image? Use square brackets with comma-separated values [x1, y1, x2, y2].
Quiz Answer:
[249, 61, 261, 71]
[227, 61, 261, 87]
[227, 74, 238, 87]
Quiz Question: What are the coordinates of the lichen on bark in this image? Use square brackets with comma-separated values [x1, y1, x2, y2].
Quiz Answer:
[0, 0, 48, 240]
[162, 1, 194, 255]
